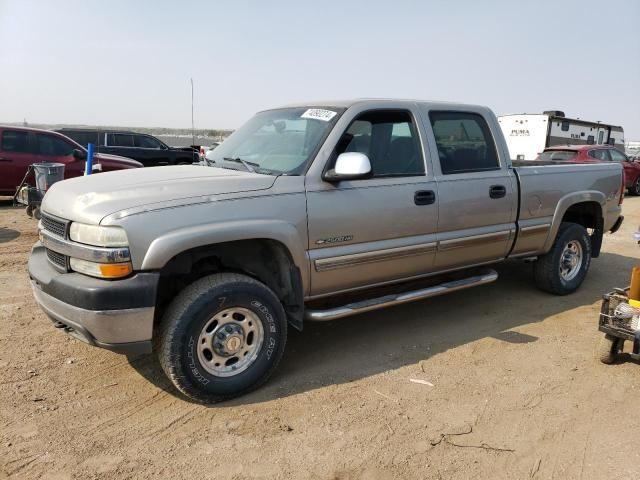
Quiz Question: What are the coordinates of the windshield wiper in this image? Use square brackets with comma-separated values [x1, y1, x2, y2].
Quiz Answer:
[223, 157, 258, 173]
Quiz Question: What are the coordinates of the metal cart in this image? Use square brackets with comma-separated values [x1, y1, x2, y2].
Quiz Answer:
[12, 163, 65, 219]
[597, 287, 640, 364]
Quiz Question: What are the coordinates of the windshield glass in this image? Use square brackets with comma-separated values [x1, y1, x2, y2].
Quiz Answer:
[207, 107, 344, 174]
[537, 150, 578, 161]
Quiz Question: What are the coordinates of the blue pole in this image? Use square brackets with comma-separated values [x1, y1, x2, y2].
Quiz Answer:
[85, 143, 94, 175]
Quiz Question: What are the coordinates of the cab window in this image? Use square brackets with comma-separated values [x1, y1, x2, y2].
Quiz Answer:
[334, 110, 424, 176]
[108, 133, 135, 147]
[1, 130, 30, 153]
[429, 111, 499, 174]
[135, 135, 163, 149]
[609, 149, 627, 162]
[588, 149, 611, 161]
[35, 134, 75, 156]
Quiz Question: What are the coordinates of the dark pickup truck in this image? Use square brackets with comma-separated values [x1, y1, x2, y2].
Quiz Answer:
[55, 128, 199, 167]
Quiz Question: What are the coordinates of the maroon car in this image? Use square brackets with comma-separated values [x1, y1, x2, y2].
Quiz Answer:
[538, 145, 640, 196]
[0, 126, 142, 196]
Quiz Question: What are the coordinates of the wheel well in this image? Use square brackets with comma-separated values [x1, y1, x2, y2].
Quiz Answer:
[561, 201, 603, 257]
[155, 239, 304, 330]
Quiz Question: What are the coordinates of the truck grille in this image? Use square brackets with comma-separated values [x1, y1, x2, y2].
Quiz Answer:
[46, 248, 68, 270]
[41, 214, 68, 238]
[41, 213, 71, 271]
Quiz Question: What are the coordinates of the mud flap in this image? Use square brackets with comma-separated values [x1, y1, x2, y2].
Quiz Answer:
[590, 218, 604, 258]
[285, 265, 304, 331]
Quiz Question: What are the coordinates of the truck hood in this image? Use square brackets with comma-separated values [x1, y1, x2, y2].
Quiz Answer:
[41, 166, 277, 224]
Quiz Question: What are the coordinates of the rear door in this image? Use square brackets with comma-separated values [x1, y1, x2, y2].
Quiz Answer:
[0, 129, 34, 193]
[424, 110, 518, 269]
[104, 133, 140, 162]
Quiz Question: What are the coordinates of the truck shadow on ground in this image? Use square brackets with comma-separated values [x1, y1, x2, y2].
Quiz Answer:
[128, 250, 638, 405]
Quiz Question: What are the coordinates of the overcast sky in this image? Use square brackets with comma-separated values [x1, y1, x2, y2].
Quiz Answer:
[1, 0, 639, 138]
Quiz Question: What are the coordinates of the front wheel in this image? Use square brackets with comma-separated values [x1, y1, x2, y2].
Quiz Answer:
[156, 273, 287, 403]
[628, 177, 640, 196]
[534, 222, 591, 295]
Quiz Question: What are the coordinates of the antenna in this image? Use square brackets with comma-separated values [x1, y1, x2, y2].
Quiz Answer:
[190, 78, 195, 148]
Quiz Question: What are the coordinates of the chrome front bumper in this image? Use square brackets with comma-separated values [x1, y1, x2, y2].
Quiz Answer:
[31, 282, 154, 354]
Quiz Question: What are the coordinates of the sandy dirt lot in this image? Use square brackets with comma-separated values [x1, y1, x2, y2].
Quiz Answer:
[1, 197, 639, 480]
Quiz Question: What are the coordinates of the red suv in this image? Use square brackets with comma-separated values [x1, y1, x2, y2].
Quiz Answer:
[538, 145, 640, 196]
[0, 126, 142, 196]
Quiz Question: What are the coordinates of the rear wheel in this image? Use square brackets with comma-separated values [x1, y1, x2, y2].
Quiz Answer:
[534, 222, 591, 295]
[629, 177, 640, 196]
[156, 273, 287, 403]
[596, 334, 622, 364]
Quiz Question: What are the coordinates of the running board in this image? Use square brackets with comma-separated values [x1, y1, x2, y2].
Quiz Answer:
[304, 268, 498, 321]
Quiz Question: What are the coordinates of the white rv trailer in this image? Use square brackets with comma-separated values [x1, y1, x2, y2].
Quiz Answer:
[498, 111, 624, 160]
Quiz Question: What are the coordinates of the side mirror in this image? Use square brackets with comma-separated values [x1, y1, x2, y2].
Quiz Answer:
[72, 149, 87, 160]
[324, 152, 372, 182]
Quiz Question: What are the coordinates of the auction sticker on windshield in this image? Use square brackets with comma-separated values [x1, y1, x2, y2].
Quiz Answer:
[301, 108, 337, 122]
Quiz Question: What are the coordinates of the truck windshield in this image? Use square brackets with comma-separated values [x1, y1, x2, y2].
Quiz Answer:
[206, 107, 344, 175]
[538, 150, 578, 161]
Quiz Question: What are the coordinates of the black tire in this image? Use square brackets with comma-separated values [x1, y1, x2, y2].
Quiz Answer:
[596, 334, 621, 364]
[628, 177, 640, 196]
[32, 207, 41, 220]
[156, 273, 287, 403]
[25, 206, 33, 218]
[533, 222, 591, 295]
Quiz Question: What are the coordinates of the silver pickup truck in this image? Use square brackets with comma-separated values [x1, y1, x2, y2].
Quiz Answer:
[29, 99, 625, 403]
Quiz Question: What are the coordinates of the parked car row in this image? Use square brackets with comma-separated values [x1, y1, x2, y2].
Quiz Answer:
[56, 128, 200, 167]
[0, 126, 141, 196]
[537, 144, 640, 196]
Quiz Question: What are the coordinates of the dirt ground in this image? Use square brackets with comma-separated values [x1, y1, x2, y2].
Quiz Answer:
[1, 197, 639, 480]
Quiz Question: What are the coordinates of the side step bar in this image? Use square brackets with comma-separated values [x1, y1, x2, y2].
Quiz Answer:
[304, 268, 498, 321]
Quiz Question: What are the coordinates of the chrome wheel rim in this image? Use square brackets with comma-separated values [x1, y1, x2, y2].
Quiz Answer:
[196, 307, 264, 377]
[559, 240, 583, 281]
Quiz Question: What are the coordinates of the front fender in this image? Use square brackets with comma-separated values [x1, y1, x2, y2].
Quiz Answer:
[140, 219, 309, 292]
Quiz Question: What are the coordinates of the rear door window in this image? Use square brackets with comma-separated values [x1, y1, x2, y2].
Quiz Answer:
[35, 134, 75, 156]
[108, 133, 135, 147]
[134, 135, 163, 149]
[66, 131, 102, 147]
[1, 130, 31, 153]
[538, 150, 577, 161]
[429, 111, 499, 174]
[588, 149, 611, 161]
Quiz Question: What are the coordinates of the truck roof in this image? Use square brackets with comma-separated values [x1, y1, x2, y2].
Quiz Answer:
[272, 98, 490, 111]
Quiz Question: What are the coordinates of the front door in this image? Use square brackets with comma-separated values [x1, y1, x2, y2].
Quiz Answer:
[31, 132, 82, 178]
[426, 111, 518, 269]
[306, 109, 439, 297]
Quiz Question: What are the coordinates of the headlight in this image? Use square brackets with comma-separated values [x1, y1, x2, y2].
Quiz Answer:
[69, 223, 128, 247]
[70, 258, 133, 279]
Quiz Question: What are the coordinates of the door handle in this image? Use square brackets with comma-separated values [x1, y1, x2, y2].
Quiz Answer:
[489, 185, 506, 199]
[414, 190, 436, 205]
[0, 157, 10, 162]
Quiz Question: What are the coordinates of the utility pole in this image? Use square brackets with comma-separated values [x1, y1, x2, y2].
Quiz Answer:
[190, 78, 195, 147]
